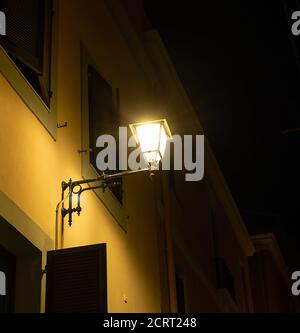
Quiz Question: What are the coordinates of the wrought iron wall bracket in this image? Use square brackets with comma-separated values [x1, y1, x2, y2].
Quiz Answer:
[59, 168, 152, 226]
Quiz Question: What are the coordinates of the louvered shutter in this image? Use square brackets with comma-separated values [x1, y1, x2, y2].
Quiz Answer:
[46, 244, 107, 313]
[88, 65, 122, 202]
[0, 0, 52, 105]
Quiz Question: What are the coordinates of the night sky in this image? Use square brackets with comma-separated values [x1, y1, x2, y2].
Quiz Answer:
[144, 0, 300, 270]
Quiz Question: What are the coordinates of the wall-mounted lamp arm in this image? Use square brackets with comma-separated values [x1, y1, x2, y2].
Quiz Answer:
[101, 168, 152, 182]
[70, 167, 150, 187]
[59, 167, 153, 227]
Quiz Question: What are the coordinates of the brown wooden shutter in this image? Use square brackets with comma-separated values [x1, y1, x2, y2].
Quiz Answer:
[38, 0, 53, 106]
[1, 0, 44, 72]
[46, 244, 107, 313]
[0, 0, 53, 105]
[88, 65, 122, 202]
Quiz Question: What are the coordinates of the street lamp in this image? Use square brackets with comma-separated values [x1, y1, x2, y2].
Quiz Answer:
[55, 119, 172, 241]
[129, 119, 172, 167]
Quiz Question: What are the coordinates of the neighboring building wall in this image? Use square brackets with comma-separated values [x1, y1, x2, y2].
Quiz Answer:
[143, 27, 255, 312]
[248, 234, 296, 312]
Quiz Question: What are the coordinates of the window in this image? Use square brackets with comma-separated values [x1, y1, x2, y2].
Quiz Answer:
[0, 216, 42, 313]
[0, 0, 57, 138]
[81, 45, 126, 230]
[215, 258, 236, 302]
[175, 272, 186, 313]
[0, 0, 53, 106]
[88, 65, 122, 203]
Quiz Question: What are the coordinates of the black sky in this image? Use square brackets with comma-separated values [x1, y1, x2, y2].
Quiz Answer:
[144, 0, 300, 270]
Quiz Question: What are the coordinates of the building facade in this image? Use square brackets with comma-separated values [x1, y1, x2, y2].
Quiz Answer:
[0, 0, 295, 312]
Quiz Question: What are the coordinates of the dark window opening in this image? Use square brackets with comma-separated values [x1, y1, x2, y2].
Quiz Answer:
[0, 216, 42, 313]
[241, 265, 249, 312]
[0, 0, 53, 106]
[215, 258, 236, 302]
[88, 64, 122, 203]
[175, 273, 186, 313]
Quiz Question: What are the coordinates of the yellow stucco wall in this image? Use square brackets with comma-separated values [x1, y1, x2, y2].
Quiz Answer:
[0, 0, 163, 312]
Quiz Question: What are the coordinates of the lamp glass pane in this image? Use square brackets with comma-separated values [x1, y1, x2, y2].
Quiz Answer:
[159, 125, 168, 159]
[130, 120, 172, 165]
[135, 123, 160, 154]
